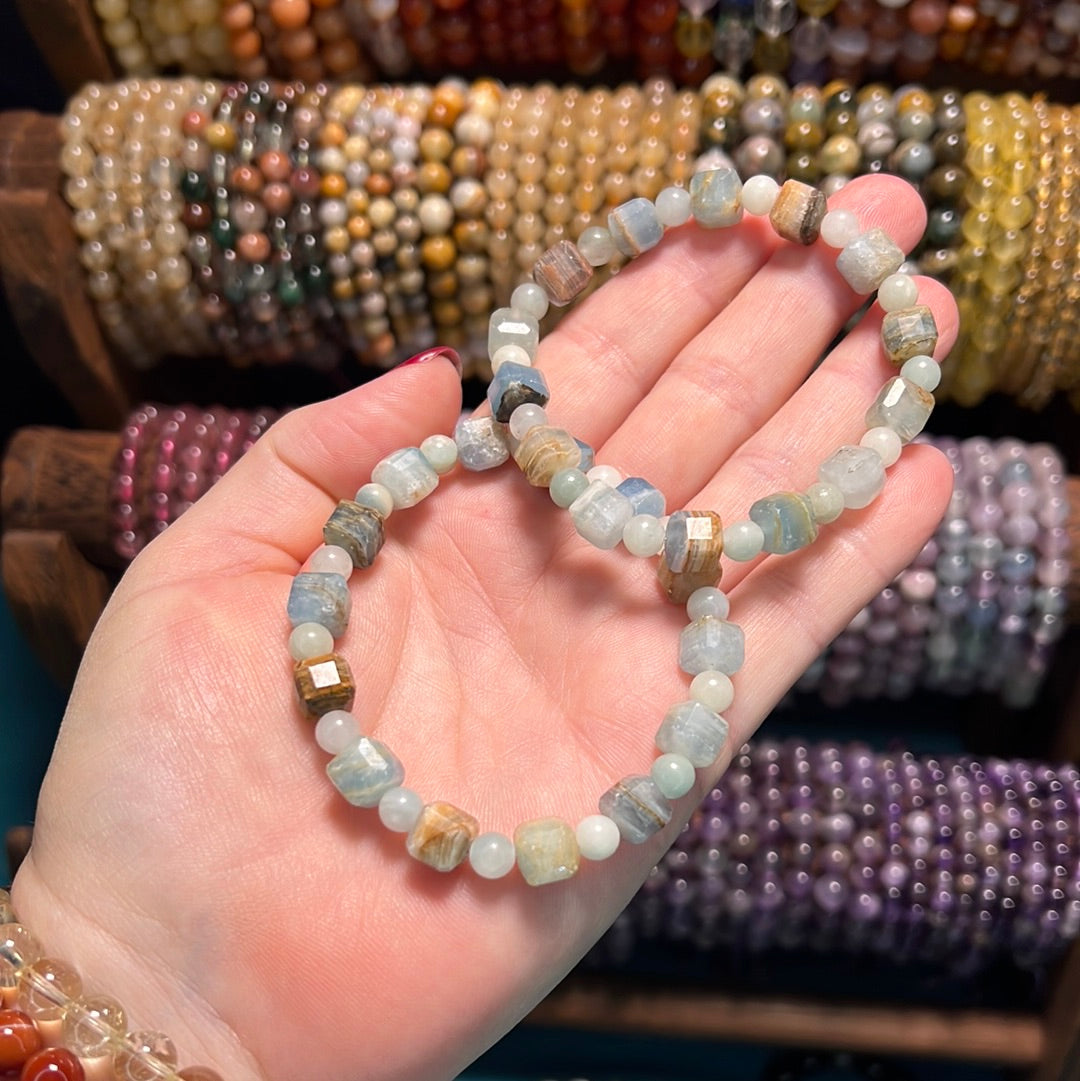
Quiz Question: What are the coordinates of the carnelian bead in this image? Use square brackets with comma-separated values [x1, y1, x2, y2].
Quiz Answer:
[0, 1010, 41, 1071]
[20, 1047, 84, 1081]
[635, 0, 679, 33]
[269, 0, 310, 28]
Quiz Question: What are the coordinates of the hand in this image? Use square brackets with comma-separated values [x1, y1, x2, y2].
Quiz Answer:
[13, 174, 957, 1081]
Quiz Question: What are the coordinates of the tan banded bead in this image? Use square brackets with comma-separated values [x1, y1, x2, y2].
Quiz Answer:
[294, 653, 356, 717]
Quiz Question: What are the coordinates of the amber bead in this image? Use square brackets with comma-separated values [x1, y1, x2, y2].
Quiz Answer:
[20, 1048, 84, 1081]
[0, 1010, 40, 1072]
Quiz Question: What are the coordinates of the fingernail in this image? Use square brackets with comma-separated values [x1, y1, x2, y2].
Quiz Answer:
[399, 346, 462, 379]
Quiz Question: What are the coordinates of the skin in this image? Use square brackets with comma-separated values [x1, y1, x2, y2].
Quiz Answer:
[13, 175, 957, 1081]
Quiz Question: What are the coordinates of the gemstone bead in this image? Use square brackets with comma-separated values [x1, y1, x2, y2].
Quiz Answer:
[805, 481, 845, 523]
[112, 1031, 175, 1081]
[623, 515, 665, 557]
[651, 753, 697, 799]
[378, 786, 423, 832]
[327, 737, 405, 807]
[371, 448, 438, 509]
[20, 1047, 85, 1081]
[508, 404, 547, 440]
[454, 415, 509, 471]
[689, 166, 743, 228]
[419, 434, 458, 474]
[576, 815, 621, 860]
[568, 481, 634, 549]
[0, 1009, 41, 1071]
[861, 426, 903, 466]
[307, 544, 353, 576]
[655, 186, 692, 226]
[469, 832, 517, 879]
[689, 670, 735, 711]
[656, 700, 730, 767]
[865, 377, 935, 443]
[575, 440, 596, 472]
[550, 467, 589, 508]
[531, 240, 594, 306]
[769, 179, 827, 244]
[877, 272, 919, 311]
[900, 354, 941, 392]
[818, 445, 887, 509]
[406, 802, 479, 872]
[607, 197, 663, 256]
[514, 818, 580, 885]
[820, 208, 859, 247]
[835, 228, 906, 293]
[513, 425, 582, 487]
[488, 306, 540, 360]
[599, 776, 672, 843]
[61, 995, 125, 1058]
[576, 226, 617, 266]
[881, 304, 938, 364]
[687, 586, 730, 621]
[509, 281, 549, 320]
[287, 572, 350, 637]
[323, 500, 385, 570]
[658, 510, 724, 603]
[748, 492, 819, 554]
[354, 482, 394, 518]
[741, 174, 780, 215]
[0, 925, 41, 989]
[616, 477, 666, 517]
[294, 653, 355, 716]
[679, 616, 745, 676]
[486, 361, 550, 423]
[722, 520, 765, 561]
[16, 959, 81, 1022]
[314, 709, 361, 754]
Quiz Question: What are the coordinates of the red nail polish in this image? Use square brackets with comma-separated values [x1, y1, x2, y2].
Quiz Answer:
[399, 346, 462, 378]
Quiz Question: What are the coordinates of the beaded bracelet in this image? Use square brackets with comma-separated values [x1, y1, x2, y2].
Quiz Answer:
[285, 165, 942, 887]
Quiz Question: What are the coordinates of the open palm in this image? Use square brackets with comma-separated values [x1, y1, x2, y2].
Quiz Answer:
[13, 175, 957, 1081]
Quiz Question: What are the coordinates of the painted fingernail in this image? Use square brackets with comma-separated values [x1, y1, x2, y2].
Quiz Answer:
[399, 346, 462, 379]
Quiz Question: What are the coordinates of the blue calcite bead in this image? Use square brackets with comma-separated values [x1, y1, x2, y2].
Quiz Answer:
[865, 376, 935, 443]
[818, 445, 886, 509]
[689, 167, 744, 228]
[575, 439, 595, 472]
[617, 476, 666, 517]
[288, 572, 350, 637]
[326, 737, 405, 807]
[486, 361, 550, 423]
[372, 448, 438, 509]
[514, 817, 580, 886]
[748, 492, 818, 554]
[323, 500, 384, 569]
[568, 481, 634, 549]
[835, 228, 905, 294]
[656, 700, 730, 767]
[454, 414, 509, 471]
[488, 307, 540, 359]
[678, 615, 745, 676]
[599, 776, 672, 843]
[607, 197, 664, 257]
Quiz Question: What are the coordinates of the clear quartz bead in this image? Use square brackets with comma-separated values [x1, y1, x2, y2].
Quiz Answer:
[62, 994, 126, 1057]
[17, 957, 82, 1021]
[113, 1031, 177, 1081]
[0, 924, 42, 990]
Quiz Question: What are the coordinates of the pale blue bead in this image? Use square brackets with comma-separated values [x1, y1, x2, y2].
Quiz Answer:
[488, 306, 540, 359]
[616, 476, 666, 517]
[865, 376, 935, 443]
[651, 753, 697, 799]
[655, 186, 692, 227]
[805, 481, 845, 524]
[575, 438, 595, 472]
[623, 514, 665, 557]
[372, 448, 438, 508]
[722, 519, 764, 561]
[656, 700, 730, 767]
[454, 414, 509, 471]
[679, 615, 745, 676]
[287, 572, 350, 637]
[607, 197, 664, 257]
[687, 586, 729, 621]
[818, 445, 886, 509]
[576, 815, 621, 860]
[469, 832, 517, 879]
[550, 467, 589, 508]
[378, 786, 423, 832]
[315, 709, 361, 754]
[598, 775, 672, 843]
[486, 361, 550, 423]
[509, 281, 549, 320]
[835, 228, 905, 293]
[289, 621, 335, 661]
[577, 225, 618, 266]
[307, 544, 353, 578]
[689, 166, 743, 228]
[327, 737, 405, 807]
[568, 481, 634, 549]
[354, 482, 394, 518]
[419, 433, 458, 474]
[748, 492, 819, 554]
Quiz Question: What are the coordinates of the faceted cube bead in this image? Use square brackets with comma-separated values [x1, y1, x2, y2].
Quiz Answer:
[488, 307, 540, 360]
[487, 361, 550, 423]
[678, 615, 745, 676]
[616, 476, 666, 517]
[598, 776, 672, 843]
[748, 492, 818, 554]
[607, 197, 663, 257]
[513, 425, 582, 487]
[835, 228, 905, 294]
[326, 737, 404, 807]
[818, 445, 886, 509]
[371, 448, 438, 509]
[294, 652, 356, 716]
[769, 179, 827, 244]
[689, 166, 743, 228]
[656, 700, 730, 767]
[406, 801, 479, 872]
[881, 305, 938, 364]
[658, 510, 724, 602]
[865, 376, 935, 443]
[575, 439, 595, 472]
[531, 240, 594, 306]
[568, 481, 634, 549]
[514, 817, 580, 886]
[287, 572, 350, 637]
[454, 414, 509, 471]
[323, 500, 385, 570]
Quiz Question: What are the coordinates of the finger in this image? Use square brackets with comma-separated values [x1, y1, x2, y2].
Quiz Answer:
[593, 175, 931, 503]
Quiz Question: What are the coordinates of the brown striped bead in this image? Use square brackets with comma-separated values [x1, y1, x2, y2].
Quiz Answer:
[294, 653, 355, 717]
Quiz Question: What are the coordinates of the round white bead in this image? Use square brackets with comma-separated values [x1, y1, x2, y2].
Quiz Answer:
[378, 787, 424, 832]
[722, 519, 765, 561]
[900, 353, 941, 392]
[314, 709, 362, 754]
[420, 434, 458, 474]
[820, 208, 860, 248]
[354, 482, 394, 518]
[861, 425, 903, 467]
[651, 753, 697, 799]
[623, 514, 665, 556]
[805, 481, 845, 523]
[687, 586, 730, 622]
[510, 282, 549, 320]
[307, 544, 354, 577]
[655, 185, 692, 227]
[741, 174, 780, 215]
[587, 464, 623, 487]
[508, 403, 548, 439]
[689, 669, 734, 712]
[288, 621, 335, 660]
[576, 814, 621, 861]
[577, 225, 618, 266]
[490, 343, 532, 373]
[468, 832, 517, 879]
[877, 272, 919, 311]
[550, 467, 589, 508]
